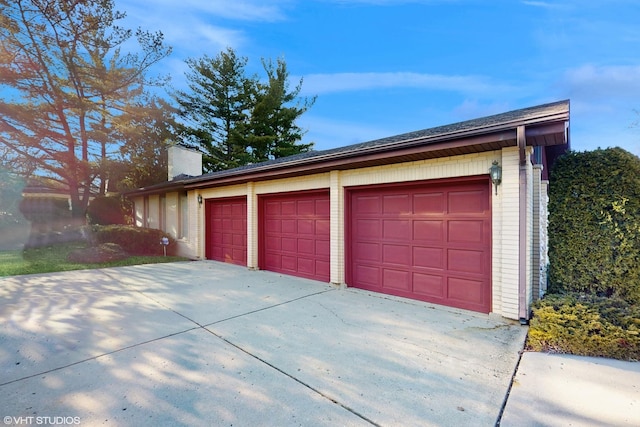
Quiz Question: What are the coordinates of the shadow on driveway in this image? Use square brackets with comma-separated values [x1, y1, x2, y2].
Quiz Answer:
[1, 261, 527, 426]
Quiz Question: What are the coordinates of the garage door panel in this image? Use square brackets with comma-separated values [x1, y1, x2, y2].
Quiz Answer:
[281, 201, 296, 215]
[297, 219, 314, 234]
[316, 219, 330, 235]
[356, 219, 381, 238]
[383, 244, 411, 265]
[316, 199, 330, 215]
[206, 197, 247, 266]
[355, 242, 380, 261]
[316, 240, 330, 256]
[261, 191, 330, 282]
[317, 259, 330, 272]
[383, 219, 411, 240]
[223, 233, 233, 245]
[265, 219, 281, 232]
[413, 246, 444, 269]
[448, 249, 485, 274]
[265, 201, 280, 215]
[383, 269, 411, 291]
[281, 255, 296, 271]
[354, 265, 379, 286]
[383, 194, 410, 213]
[414, 193, 445, 214]
[448, 277, 484, 305]
[413, 220, 444, 241]
[297, 257, 314, 274]
[232, 234, 245, 246]
[448, 220, 484, 243]
[448, 190, 488, 214]
[282, 219, 296, 233]
[265, 253, 281, 268]
[354, 195, 381, 214]
[297, 238, 314, 254]
[232, 248, 245, 262]
[413, 273, 444, 297]
[281, 237, 296, 252]
[349, 180, 491, 313]
[231, 203, 244, 215]
[297, 199, 314, 215]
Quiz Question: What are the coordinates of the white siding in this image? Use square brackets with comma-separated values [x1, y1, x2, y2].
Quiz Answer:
[500, 148, 521, 320]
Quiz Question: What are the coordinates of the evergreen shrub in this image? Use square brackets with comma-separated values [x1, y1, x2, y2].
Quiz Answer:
[548, 148, 640, 303]
[527, 293, 640, 361]
[92, 225, 175, 256]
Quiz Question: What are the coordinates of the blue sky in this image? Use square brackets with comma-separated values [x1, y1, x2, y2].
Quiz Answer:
[118, 0, 640, 156]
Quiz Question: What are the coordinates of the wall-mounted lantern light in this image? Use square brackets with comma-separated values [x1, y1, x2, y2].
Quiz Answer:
[197, 194, 203, 205]
[489, 160, 502, 195]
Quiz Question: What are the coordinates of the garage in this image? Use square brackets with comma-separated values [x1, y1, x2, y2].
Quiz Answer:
[347, 178, 491, 313]
[259, 191, 330, 282]
[205, 197, 247, 266]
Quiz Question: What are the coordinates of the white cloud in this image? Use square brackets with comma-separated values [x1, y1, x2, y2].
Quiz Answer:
[116, 0, 287, 57]
[522, 1, 567, 9]
[320, 0, 458, 4]
[563, 64, 640, 100]
[296, 72, 512, 96]
[120, 0, 289, 22]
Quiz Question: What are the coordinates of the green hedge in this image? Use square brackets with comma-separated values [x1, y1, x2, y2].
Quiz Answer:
[548, 148, 640, 303]
[527, 293, 640, 361]
[92, 225, 176, 256]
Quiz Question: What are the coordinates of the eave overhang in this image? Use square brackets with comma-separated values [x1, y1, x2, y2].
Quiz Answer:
[129, 100, 569, 196]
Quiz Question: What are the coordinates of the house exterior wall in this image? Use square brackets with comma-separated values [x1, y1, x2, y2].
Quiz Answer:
[499, 148, 521, 320]
[131, 147, 538, 320]
[330, 171, 345, 286]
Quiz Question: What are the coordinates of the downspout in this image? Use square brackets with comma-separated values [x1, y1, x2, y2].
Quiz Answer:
[518, 125, 529, 324]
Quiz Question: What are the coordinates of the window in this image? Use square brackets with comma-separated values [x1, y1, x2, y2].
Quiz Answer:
[160, 194, 166, 231]
[143, 196, 149, 227]
[179, 192, 189, 239]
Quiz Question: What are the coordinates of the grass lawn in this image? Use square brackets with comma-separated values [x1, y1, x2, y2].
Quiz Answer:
[0, 242, 189, 277]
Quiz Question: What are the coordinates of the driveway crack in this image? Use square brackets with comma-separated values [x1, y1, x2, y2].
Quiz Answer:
[103, 277, 378, 425]
[200, 325, 381, 427]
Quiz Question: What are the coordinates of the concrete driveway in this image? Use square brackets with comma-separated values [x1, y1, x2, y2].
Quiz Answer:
[1, 261, 527, 426]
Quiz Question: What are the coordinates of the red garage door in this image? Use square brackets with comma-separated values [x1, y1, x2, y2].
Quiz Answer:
[260, 191, 330, 282]
[347, 179, 491, 313]
[205, 197, 247, 266]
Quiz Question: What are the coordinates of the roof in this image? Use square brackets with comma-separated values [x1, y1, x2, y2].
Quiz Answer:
[129, 99, 569, 196]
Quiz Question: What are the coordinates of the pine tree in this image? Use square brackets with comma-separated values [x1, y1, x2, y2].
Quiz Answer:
[0, 0, 171, 219]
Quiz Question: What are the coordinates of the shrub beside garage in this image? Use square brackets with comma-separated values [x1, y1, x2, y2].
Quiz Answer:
[76, 195, 177, 261]
[528, 294, 640, 361]
[92, 225, 177, 257]
[527, 148, 640, 360]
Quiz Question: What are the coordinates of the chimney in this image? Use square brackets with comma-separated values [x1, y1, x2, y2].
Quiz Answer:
[167, 145, 203, 180]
